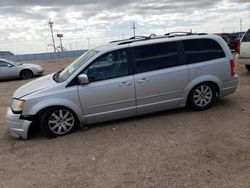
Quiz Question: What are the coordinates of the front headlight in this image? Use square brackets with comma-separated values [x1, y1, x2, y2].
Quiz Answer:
[11, 99, 25, 113]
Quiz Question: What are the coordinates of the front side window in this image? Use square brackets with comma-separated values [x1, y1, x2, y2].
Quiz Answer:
[84, 50, 129, 82]
[56, 50, 99, 82]
[242, 29, 250, 42]
[183, 39, 226, 64]
[134, 42, 181, 74]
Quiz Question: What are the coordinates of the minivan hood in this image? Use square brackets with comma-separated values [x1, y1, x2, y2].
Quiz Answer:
[13, 74, 57, 98]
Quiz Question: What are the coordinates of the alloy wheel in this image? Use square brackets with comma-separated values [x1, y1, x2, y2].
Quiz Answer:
[48, 109, 75, 135]
[193, 85, 213, 107]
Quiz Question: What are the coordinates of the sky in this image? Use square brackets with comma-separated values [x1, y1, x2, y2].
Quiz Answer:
[0, 0, 250, 54]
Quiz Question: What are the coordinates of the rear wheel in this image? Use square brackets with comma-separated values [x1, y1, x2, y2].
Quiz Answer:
[245, 65, 250, 72]
[20, 69, 33, 79]
[188, 83, 216, 111]
[40, 107, 78, 138]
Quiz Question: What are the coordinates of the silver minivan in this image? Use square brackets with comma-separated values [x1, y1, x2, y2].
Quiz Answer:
[6, 34, 238, 139]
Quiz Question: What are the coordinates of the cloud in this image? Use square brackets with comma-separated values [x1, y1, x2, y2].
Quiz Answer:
[0, 0, 249, 54]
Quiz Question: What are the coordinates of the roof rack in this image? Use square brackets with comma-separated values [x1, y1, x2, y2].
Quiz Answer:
[165, 32, 193, 36]
[110, 34, 157, 44]
[110, 32, 208, 45]
[129, 36, 149, 40]
[165, 32, 207, 36]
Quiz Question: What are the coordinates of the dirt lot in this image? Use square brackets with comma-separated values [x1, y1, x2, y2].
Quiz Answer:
[0, 56, 250, 188]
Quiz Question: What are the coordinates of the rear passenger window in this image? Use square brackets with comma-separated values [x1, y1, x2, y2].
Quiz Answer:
[134, 42, 182, 74]
[183, 39, 225, 64]
[242, 29, 250, 42]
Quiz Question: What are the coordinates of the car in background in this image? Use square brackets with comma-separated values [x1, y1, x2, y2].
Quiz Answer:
[221, 36, 230, 45]
[215, 33, 240, 52]
[0, 58, 44, 80]
[237, 28, 250, 71]
[233, 32, 245, 39]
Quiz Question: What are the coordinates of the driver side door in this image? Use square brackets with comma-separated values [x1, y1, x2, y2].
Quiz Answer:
[77, 49, 136, 124]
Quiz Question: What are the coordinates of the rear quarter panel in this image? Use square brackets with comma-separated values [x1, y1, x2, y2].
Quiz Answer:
[182, 37, 233, 104]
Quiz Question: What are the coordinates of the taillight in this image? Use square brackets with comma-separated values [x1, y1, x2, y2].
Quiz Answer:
[230, 59, 235, 76]
[238, 41, 241, 54]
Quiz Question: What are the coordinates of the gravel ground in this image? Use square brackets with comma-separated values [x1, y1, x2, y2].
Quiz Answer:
[0, 56, 250, 188]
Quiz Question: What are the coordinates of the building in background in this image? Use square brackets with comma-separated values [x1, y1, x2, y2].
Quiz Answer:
[0, 51, 14, 56]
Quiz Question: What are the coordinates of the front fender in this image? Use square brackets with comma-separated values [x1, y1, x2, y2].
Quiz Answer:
[23, 98, 86, 125]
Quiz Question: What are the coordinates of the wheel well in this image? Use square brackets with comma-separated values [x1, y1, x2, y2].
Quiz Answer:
[27, 106, 80, 138]
[37, 105, 80, 124]
[187, 81, 220, 101]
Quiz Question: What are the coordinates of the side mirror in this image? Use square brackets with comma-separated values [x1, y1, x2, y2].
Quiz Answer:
[78, 74, 89, 85]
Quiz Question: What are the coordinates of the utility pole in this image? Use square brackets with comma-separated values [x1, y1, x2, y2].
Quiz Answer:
[240, 18, 242, 32]
[75, 41, 78, 50]
[48, 19, 56, 52]
[161, 25, 166, 34]
[132, 22, 136, 37]
[87, 38, 90, 49]
[57, 34, 64, 51]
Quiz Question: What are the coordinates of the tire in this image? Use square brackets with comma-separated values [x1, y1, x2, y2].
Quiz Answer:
[188, 83, 216, 111]
[245, 65, 250, 72]
[40, 107, 78, 138]
[20, 69, 33, 80]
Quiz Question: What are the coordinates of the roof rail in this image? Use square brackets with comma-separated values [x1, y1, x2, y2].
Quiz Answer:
[109, 36, 148, 44]
[110, 32, 208, 45]
[165, 32, 207, 36]
[129, 36, 149, 40]
[165, 32, 193, 36]
[110, 34, 157, 44]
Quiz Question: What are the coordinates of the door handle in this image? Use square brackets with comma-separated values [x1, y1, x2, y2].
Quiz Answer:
[119, 82, 131, 87]
[137, 78, 150, 83]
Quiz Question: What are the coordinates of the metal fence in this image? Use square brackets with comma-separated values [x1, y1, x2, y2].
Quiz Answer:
[0, 50, 87, 62]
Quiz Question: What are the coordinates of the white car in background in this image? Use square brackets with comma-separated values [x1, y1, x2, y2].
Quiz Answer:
[0, 58, 44, 80]
[237, 28, 250, 71]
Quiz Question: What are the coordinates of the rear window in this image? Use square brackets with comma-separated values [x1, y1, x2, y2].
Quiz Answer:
[134, 42, 183, 73]
[183, 39, 226, 64]
[242, 29, 250, 42]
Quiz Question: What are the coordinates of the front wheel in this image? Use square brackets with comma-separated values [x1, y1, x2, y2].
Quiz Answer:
[40, 107, 78, 138]
[188, 83, 216, 111]
[245, 65, 250, 72]
[20, 69, 33, 80]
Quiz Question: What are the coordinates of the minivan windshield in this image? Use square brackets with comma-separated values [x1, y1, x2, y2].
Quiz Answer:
[54, 50, 99, 82]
